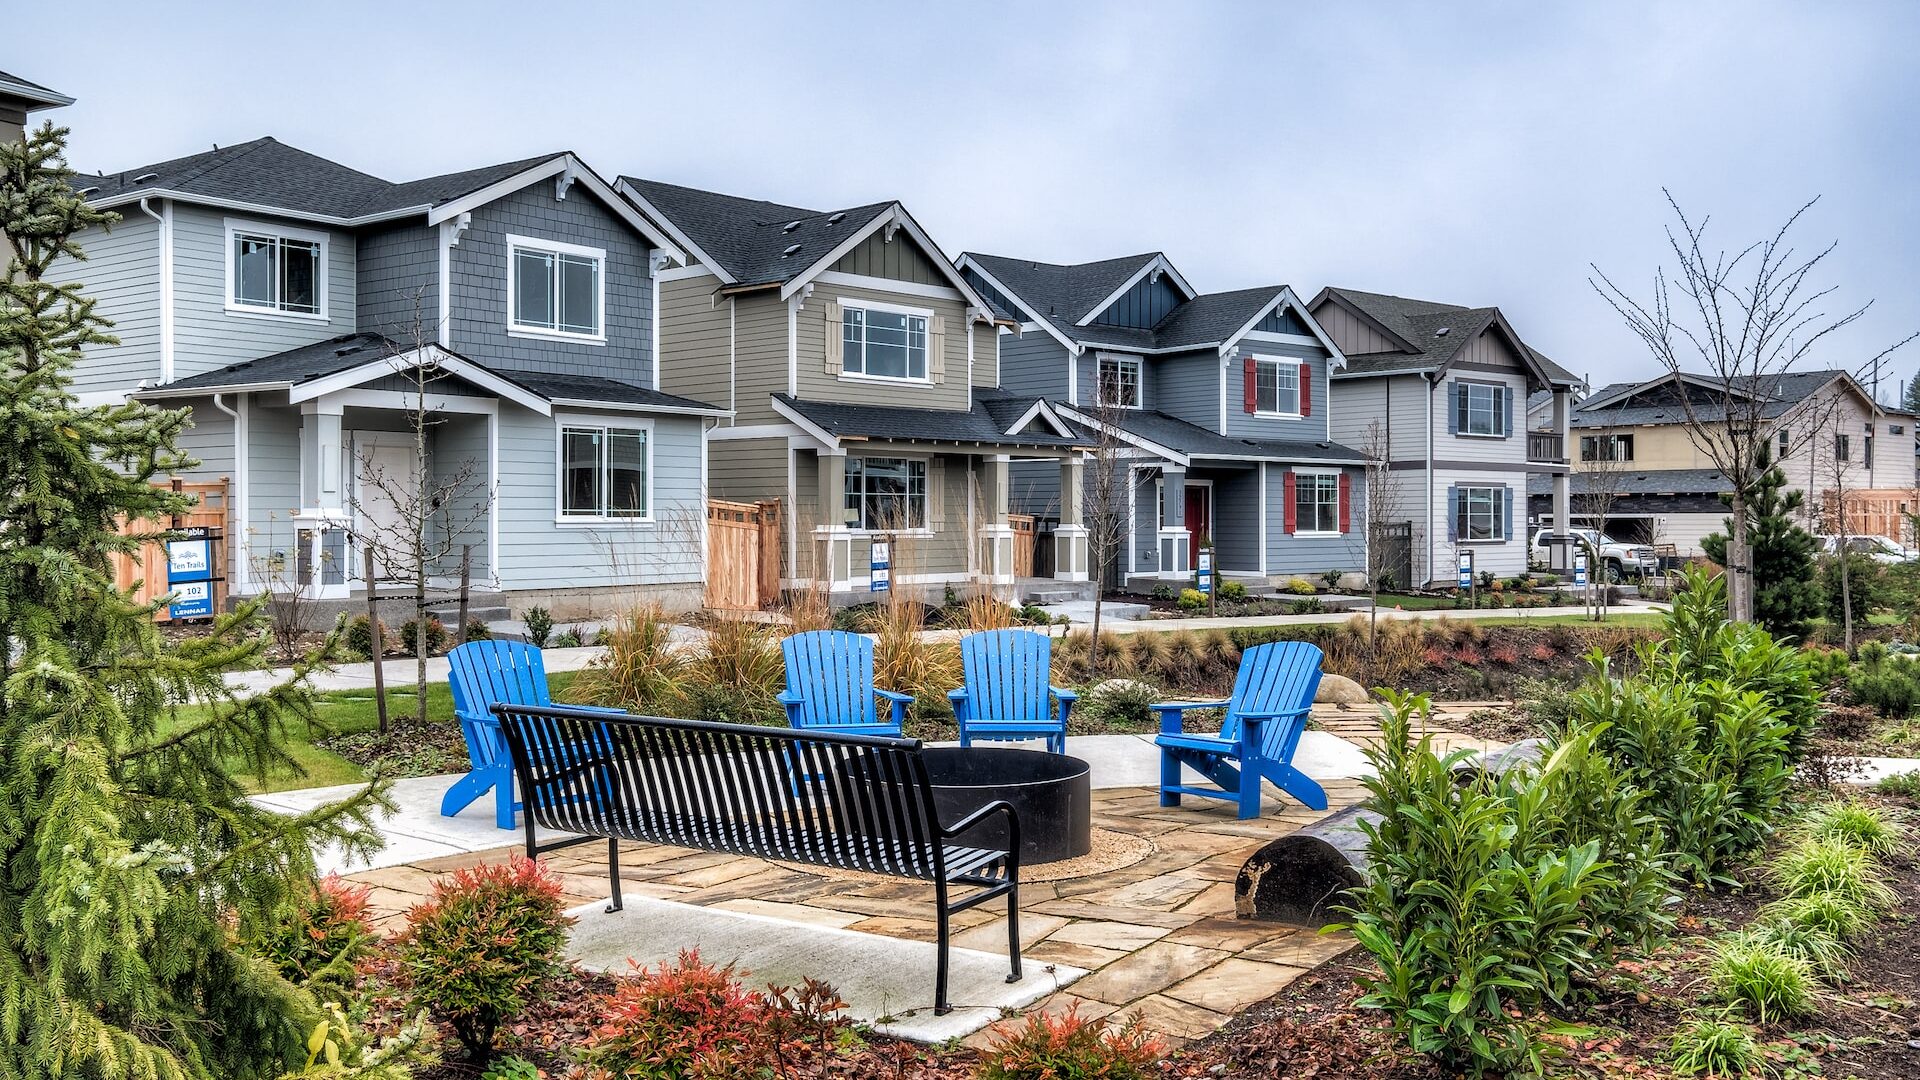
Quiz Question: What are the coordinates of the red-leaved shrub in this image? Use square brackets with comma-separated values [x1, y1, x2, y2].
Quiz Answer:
[978, 1006, 1164, 1080]
[588, 951, 850, 1079]
[1489, 646, 1519, 667]
[1422, 647, 1450, 667]
[1453, 646, 1483, 667]
[1529, 643, 1557, 662]
[253, 874, 374, 998]
[397, 857, 572, 1066]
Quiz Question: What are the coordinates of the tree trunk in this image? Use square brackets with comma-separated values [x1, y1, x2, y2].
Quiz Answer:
[1089, 591, 1104, 678]
[1726, 492, 1753, 623]
[1840, 556, 1854, 651]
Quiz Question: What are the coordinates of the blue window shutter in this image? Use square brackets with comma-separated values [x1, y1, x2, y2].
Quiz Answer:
[1503, 386, 1515, 439]
[1447, 484, 1459, 540]
[1447, 382, 1459, 435]
[1502, 487, 1513, 540]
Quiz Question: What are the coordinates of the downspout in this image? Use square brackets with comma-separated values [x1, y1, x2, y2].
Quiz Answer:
[210, 392, 249, 594]
[1426, 374, 1436, 588]
[139, 197, 174, 383]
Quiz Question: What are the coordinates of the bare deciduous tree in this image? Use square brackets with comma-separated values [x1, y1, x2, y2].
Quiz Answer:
[1077, 392, 1133, 677]
[1572, 411, 1634, 621]
[1813, 405, 1863, 650]
[1352, 419, 1408, 655]
[1592, 193, 1914, 622]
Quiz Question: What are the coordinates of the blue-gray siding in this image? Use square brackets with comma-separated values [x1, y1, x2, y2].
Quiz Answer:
[961, 269, 1028, 325]
[170, 204, 357, 381]
[1210, 467, 1262, 572]
[998, 329, 1072, 400]
[1266, 464, 1366, 577]
[1151, 350, 1218, 430]
[1224, 342, 1331, 443]
[430, 412, 493, 579]
[1253, 308, 1311, 335]
[72, 215, 162, 395]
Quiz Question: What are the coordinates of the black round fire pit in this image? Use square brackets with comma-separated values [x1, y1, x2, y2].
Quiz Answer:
[842, 747, 1092, 865]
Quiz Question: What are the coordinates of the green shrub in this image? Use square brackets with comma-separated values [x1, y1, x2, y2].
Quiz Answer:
[522, 605, 553, 649]
[1707, 932, 1817, 1021]
[1802, 646, 1851, 687]
[251, 875, 375, 1002]
[479, 1057, 540, 1080]
[1797, 799, 1904, 857]
[1283, 577, 1317, 595]
[282, 1002, 429, 1080]
[1217, 579, 1248, 602]
[1340, 690, 1612, 1076]
[1761, 891, 1874, 942]
[1849, 664, 1920, 718]
[1876, 770, 1920, 797]
[977, 1006, 1163, 1080]
[345, 615, 387, 658]
[1177, 588, 1207, 611]
[1078, 679, 1159, 732]
[1288, 598, 1325, 615]
[463, 617, 492, 642]
[1769, 837, 1899, 912]
[396, 857, 573, 1066]
[550, 629, 582, 649]
[1149, 583, 1175, 601]
[399, 616, 448, 656]
[1668, 1014, 1764, 1077]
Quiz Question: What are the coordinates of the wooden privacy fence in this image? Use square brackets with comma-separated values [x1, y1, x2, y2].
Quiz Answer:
[706, 498, 783, 611]
[110, 478, 231, 621]
[1821, 489, 1916, 545]
[1009, 513, 1037, 578]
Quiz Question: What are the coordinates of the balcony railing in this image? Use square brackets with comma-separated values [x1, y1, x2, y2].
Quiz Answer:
[1527, 432, 1566, 464]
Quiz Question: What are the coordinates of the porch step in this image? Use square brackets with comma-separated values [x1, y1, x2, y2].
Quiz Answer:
[427, 603, 512, 626]
[1022, 590, 1082, 605]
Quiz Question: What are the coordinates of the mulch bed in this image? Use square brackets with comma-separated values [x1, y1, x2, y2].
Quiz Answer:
[317, 718, 471, 779]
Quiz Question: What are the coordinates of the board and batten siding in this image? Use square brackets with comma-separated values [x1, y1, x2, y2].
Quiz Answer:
[996, 329, 1071, 400]
[447, 183, 654, 384]
[1312, 299, 1404, 357]
[830, 228, 946, 287]
[1266, 464, 1366, 578]
[657, 273, 733, 417]
[170, 205, 357, 381]
[356, 222, 440, 342]
[72, 215, 162, 396]
[491, 407, 704, 590]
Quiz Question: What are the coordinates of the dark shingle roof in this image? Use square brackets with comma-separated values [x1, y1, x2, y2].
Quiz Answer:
[1524, 468, 1734, 497]
[0, 68, 73, 107]
[965, 253, 1295, 355]
[1064, 407, 1364, 464]
[1571, 370, 1844, 428]
[620, 177, 893, 287]
[74, 137, 572, 222]
[508, 372, 722, 413]
[775, 392, 1085, 449]
[1323, 287, 1577, 387]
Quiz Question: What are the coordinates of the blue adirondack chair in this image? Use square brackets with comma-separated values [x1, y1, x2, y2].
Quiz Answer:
[778, 630, 911, 736]
[444, 640, 622, 829]
[948, 628, 1076, 754]
[1154, 641, 1329, 820]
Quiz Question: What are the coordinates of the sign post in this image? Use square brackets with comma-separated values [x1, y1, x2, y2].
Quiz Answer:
[166, 528, 217, 620]
[1457, 550, 1475, 608]
[1197, 546, 1215, 615]
[869, 538, 891, 594]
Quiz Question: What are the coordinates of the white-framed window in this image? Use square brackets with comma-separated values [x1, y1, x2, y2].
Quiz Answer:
[1255, 357, 1300, 415]
[1579, 433, 1634, 462]
[225, 218, 326, 319]
[845, 456, 927, 531]
[1777, 427, 1792, 459]
[509, 234, 605, 342]
[842, 300, 930, 381]
[1456, 485, 1505, 541]
[1455, 382, 1507, 437]
[1096, 353, 1142, 408]
[1293, 471, 1339, 534]
[557, 420, 650, 521]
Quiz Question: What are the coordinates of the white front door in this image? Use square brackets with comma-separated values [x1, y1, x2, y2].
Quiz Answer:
[354, 437, 419, 580]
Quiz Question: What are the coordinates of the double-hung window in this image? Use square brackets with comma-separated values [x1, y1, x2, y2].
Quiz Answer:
[1455, 382, 1507, 436]
[1456, 486, 1505, 541]
[1293, 472, 1339, 534]
[1255, 357, 1300, 415]
[558, 423, 650, 520]
[228, 220, 324, 317]
[510, 235, 604, 340]
[1580, 433, 1634, 461]
[1835, 433, 1851, 462]
[845, 457, 926, 531]
[843, 303, 929, 380]
[1865, 423, 1875, 468]
[1096, 354, 1142, 408]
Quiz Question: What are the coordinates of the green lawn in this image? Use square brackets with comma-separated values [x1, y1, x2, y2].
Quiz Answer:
[168, 670, 582, 794]
[1449, 612, 1665, 628]
[1372, 593, 1459, 611]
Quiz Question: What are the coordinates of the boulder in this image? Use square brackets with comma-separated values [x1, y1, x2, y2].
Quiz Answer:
[1314, 673, 1370, 704]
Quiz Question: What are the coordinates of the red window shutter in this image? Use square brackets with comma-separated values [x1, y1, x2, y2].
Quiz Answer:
[1299, 362, 1312, 416]
[1338, 473, 1352, 533]
[1243, 357, 1257, 413]
[1283, 471, 1297, 533]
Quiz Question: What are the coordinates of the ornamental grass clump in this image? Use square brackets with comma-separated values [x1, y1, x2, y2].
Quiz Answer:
[1795, 799, 1904, 857]
[568, 604, 686, 713]
[396, 858, 573, 1066]
[1668, 1013, 1765, 1077]
[1768, 836, 1900, 913]
[1707, 932, 1817, 1022]
[1760, 892, 1874, 942]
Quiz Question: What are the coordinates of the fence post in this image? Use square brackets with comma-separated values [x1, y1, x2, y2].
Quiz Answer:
[456, 544, 472, 645]
[365, 548, 389, 735]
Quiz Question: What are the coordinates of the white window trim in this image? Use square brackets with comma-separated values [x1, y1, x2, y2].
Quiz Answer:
[553, 414, 655, 526]
[223, 216, 329, 322]
[1252, 354, 1303, 419]
[1094, 352, 1144, 409]
[844, 452, 933, 534]
[1455, 381, 1508, 438]
[1292, 468, 1341, 538]
[507, 233, 608, 345]
[838, 296, 935, 385]
[1457, 484, 1506, 542]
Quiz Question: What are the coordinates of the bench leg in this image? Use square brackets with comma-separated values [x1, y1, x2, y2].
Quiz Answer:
[606, 837, 624, 914]
[934, 879, 952, 1015]
[1005, 877, 1023, 984]
[1159, 746, 1183, 807]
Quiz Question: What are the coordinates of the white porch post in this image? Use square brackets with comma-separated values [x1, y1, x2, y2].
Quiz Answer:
[1549, 388, 1575, 574]
[978, 454, 1016, 587]
[813, 448, 853, 593]
[1157, 465, 1191, 579]
[295, 400, 352, 598]
[1053, 456, 1089, 581]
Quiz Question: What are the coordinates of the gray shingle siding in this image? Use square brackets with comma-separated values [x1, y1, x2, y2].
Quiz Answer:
[997, 328, 1070, 400]
[447, 183, 655, 385]
[356, 222, 439, 341]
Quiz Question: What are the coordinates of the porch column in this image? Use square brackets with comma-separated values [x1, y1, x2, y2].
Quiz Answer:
[1548, 389, 1575, 574]
[977, 455, 1016, 588]
[1053, 456, 1089, 581]
[1158, 465, 1191, 579]
[295, 401, 350, 597]
[813, 448, 854, 592]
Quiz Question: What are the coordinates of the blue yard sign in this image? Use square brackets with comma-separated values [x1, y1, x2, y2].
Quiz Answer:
[167, 531, 215, 619]
[870, 540, 891, 593]
[1574, 553, 1588, 588]
[1196, 548, 1213, 594]
[1457, 551, 1474, 589]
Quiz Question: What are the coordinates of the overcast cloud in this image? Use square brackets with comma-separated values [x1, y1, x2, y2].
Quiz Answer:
[16, 0, 1919, 392]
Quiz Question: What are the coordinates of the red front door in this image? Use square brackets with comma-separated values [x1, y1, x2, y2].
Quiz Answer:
[1185, 485, 1211, 565]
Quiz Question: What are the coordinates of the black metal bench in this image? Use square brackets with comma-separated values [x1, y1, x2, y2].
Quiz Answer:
[492, 703, 1023, 1014]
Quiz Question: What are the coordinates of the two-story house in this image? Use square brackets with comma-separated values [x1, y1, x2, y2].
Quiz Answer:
[1311, 288, 1581, 587]
[1527, 369, 1920, 555]
[617, 178, 1089, 602]
[0, 68, 71, 144]
[72, 138, 727, 614]
[954, 251, 1365, 588]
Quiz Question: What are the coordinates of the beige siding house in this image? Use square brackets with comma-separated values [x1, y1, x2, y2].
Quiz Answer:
[620, 178, 1090, 602]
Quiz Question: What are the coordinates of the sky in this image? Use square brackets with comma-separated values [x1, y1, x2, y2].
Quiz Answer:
[13, 0, 1920, 396]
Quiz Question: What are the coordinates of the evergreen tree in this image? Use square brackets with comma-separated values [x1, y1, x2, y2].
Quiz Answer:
[1902, 371, 1920, 415]
[1702, 443, 1822, 641]
[0, 125, 388, 1079]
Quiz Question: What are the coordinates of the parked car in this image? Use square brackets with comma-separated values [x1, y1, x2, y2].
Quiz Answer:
[1530, 528, 1657, 583]
[1817, 534, 1919, 564]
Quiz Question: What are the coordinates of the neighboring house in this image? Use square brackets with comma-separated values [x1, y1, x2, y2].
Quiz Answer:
[72, 138, 726, 613]
[955, 251, 1365, 588]
[1526, 369, 1920, 554]
[618, 177, 1090, 602]
[1311, 288, 1582, 587]
[0, 68, 71, 144]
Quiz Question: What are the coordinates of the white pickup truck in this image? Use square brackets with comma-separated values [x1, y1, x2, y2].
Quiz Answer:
[1531, 528, 1658, 583]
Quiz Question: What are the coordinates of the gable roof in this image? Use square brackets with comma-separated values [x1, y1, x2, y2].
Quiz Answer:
[617, 177, 890, 288]
[74, 139, 680, 254]
[1315, 286, 1578, 388]
[771, 391, 1087, 451]
[0, 68, 74, 109]
[1568, 369, 1855, 429]
[959, 252, 1161, 333]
